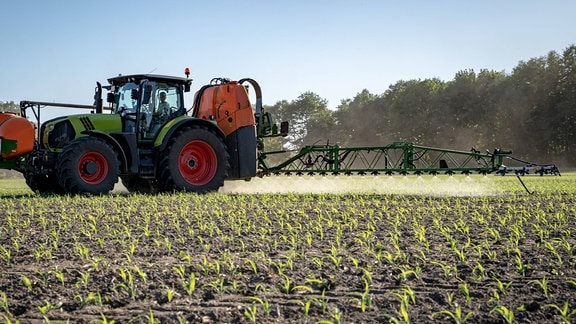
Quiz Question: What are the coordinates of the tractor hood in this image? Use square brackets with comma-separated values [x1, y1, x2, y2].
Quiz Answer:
[41, 113, 122, 150]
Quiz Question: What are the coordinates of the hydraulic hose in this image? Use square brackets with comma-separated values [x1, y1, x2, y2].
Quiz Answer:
[238, 78, 263, 115]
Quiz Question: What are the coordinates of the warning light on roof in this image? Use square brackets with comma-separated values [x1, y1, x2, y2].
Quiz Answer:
[184, 67, 190, 78]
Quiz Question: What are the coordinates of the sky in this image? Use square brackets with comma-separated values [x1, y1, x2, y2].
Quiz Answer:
[0, 1, 575, 120]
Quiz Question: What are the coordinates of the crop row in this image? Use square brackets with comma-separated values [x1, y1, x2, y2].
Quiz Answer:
[0, 175, 575, 322]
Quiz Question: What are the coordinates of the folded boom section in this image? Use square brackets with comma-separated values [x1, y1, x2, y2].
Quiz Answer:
[258, 142, 559, 176]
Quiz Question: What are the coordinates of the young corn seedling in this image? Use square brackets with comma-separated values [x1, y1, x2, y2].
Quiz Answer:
[514, 251, 528, 276]
[330, 307, 342, 324]
[244, 258, 258, 274]
[350, 279, 372, 312]
[487, 277, 512, 296]
[299, 298, 313, 316]
[203, 277, 226, 295]
[184, 273, 196, 296]
[546, 301, 576, 323]
[327, 247, 343, 268]
[385, 294, 410, 324]
[434, 305, 473, 324]
[21, 275, 33, 292]
[246, 296, 273, 316]
[74, 292, 104, 307]
[244, 303, 258, 324]
[459, 283, 473, 303]
[543, 241, 563, 266]
[144, 309, 159, 324]
[490, 305, 514, 324]
[165, 286, 177, 303]
[528, 276, 550, 298]
[0, 291, 12, 317]
[278, 274, 312, 294]
[132, 266, 148, 284]
[37, 300, 62, 316]
[431, 261, 457, 279]
[401, 285, 416, 305]
[75, 270, 90, 289]
[74, 243, 90, 261]
[116, 268, 137, 299]
[172, 265, 186, 280]
[0, 246, 11, 263]
[472, 262, 486, 281]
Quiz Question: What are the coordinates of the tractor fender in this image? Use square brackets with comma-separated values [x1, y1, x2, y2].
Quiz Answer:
[154, 117, 225, 152]
[80, 130, 129, 173]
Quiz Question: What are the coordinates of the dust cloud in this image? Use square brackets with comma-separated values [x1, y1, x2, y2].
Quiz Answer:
[111, 175, 502, 197]
[221, 175, 501, 197]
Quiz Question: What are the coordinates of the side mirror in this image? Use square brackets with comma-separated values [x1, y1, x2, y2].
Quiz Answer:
[280, 121, 289, 136]
[184, 81, 191, 92]
[106, 93, 115, 103]
[131, 89, 139, 100]
[260, 112, 272, 135]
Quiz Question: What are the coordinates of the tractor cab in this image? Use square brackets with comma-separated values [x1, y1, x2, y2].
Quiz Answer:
[106, 74, 191, 140]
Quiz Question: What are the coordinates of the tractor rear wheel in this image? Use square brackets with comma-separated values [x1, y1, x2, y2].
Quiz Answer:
[159, 125, 228, 193]
[57, 137, 119, 195]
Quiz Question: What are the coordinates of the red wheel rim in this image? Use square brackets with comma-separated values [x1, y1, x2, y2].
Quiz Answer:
[78, 152, 108, 184]
[178, 140, 217, 186]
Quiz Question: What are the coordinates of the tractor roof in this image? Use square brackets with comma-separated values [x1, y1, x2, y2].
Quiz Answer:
[107, 74, 190, 86]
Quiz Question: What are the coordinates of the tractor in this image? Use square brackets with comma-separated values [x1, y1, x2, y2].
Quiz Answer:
[0, 70, 287, 195]
[0, 69, 559, 196]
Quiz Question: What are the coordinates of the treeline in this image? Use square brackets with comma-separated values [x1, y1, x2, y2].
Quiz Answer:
[0, 101, 18, 114]
[267, 45, 576, 166]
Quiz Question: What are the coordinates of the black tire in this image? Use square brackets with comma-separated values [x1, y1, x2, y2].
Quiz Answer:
[121, 176, 159, 194]
[56, 137, 119, 195]
[25, 173, 64, 194]
[158, 125, 228, 193]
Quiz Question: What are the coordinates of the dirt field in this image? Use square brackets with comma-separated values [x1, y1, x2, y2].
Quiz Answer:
[0, 176, 575, 323]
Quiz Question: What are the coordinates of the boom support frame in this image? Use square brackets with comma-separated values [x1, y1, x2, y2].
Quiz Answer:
[258, 142, 559, 176]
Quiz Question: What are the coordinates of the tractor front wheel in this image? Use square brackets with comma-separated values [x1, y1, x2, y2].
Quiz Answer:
[57, 137, 119, 195]
[159, 126, 228, 193]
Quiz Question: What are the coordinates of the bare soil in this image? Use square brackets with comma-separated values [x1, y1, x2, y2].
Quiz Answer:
[0, 191, 575, 323]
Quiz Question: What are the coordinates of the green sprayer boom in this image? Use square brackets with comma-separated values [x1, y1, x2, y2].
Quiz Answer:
[258, 142, 560, 177]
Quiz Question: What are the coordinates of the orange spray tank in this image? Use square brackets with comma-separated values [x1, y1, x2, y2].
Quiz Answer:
[0, 113, 35, 159]
[193, 79, 257, 136]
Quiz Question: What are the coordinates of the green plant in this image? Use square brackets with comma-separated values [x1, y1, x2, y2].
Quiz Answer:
[435, 305, 473, 323]
[0, 291, 12, 317]
[459, 283, 473, 303]
[246, 296, 273, 316]
[278, 274, 312, 294]
[243, 303, 258, 323]
[37, 300, 62, 315]
[528, 276, 550, 297]
[116, 268, 137, 299]
[20, 275, 32, 292]
[546, 301, 576, 323]
[490, 305, 514, 324]
[165, 286, 176, 303]
[75, 292, 104, 307]
[350, 279, 372, 312]
[184, 272, 196, 296]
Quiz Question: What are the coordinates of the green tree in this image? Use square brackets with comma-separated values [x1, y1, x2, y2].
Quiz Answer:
[333, 89, 381, 146]
[0, 101, 19, 114]
[269, 92, 332, 150]
[382, 78, 445, 145]
[548, 45, 576, 163]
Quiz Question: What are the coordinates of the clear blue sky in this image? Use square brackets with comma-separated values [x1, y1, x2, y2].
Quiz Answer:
[1, 1, 574, 116]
